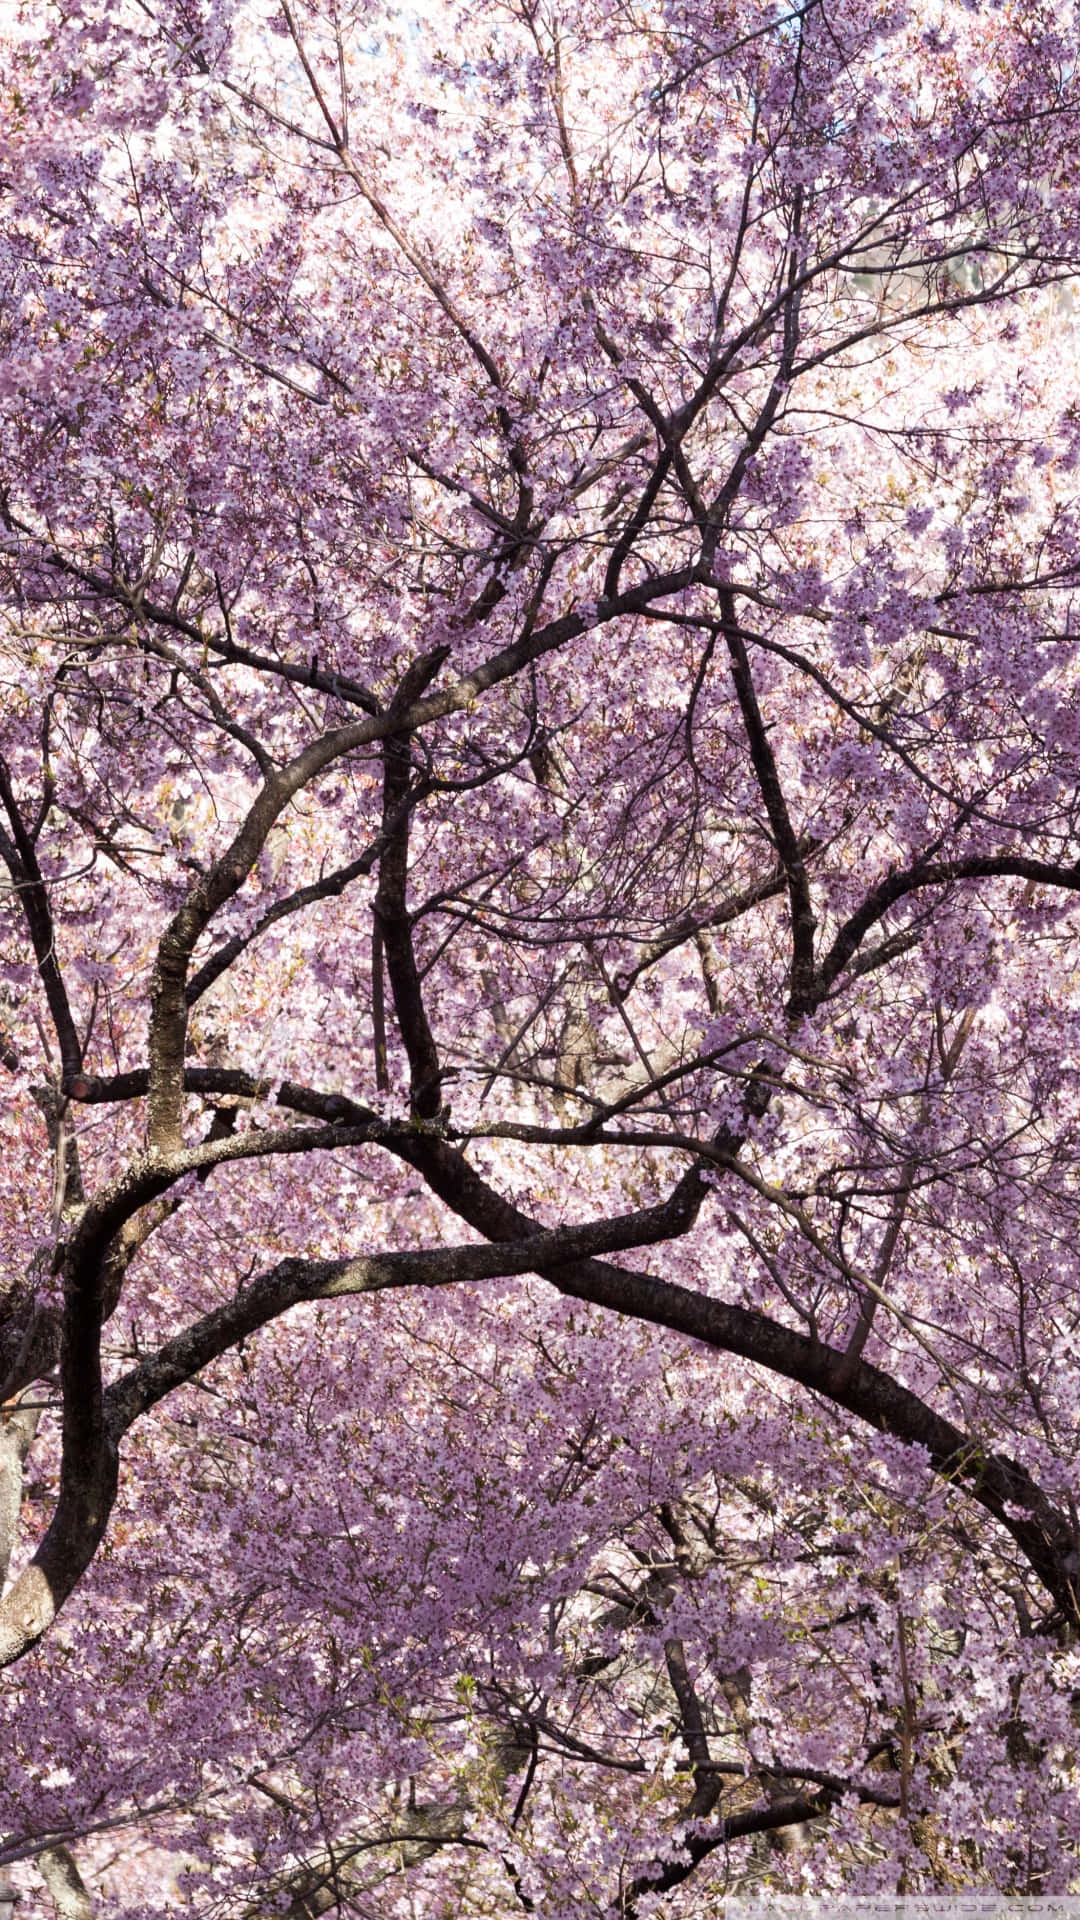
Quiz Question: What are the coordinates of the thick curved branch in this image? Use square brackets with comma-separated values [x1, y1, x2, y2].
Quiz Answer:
[105, 1169, 705, 1433]
[372, 651, 450, 1118]
[622, 1793, 834, 1917]
[0, 758, 83, 1082]
[0, 1117, 377, 1668]
[818, 853, 1080, 996]
[715, 593, 816, 1015]
[0, 1161, 704, 1671]
[62, 1068, 1079, 1620]
[134, 564, 701, 1147]
[383, 1130, 1079, 1627]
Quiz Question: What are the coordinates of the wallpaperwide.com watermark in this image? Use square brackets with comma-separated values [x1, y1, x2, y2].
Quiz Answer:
[728, 1903, 1080, 1920]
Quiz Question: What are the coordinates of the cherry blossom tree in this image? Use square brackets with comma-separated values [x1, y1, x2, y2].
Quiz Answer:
[2, 0, 1080, 1909]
